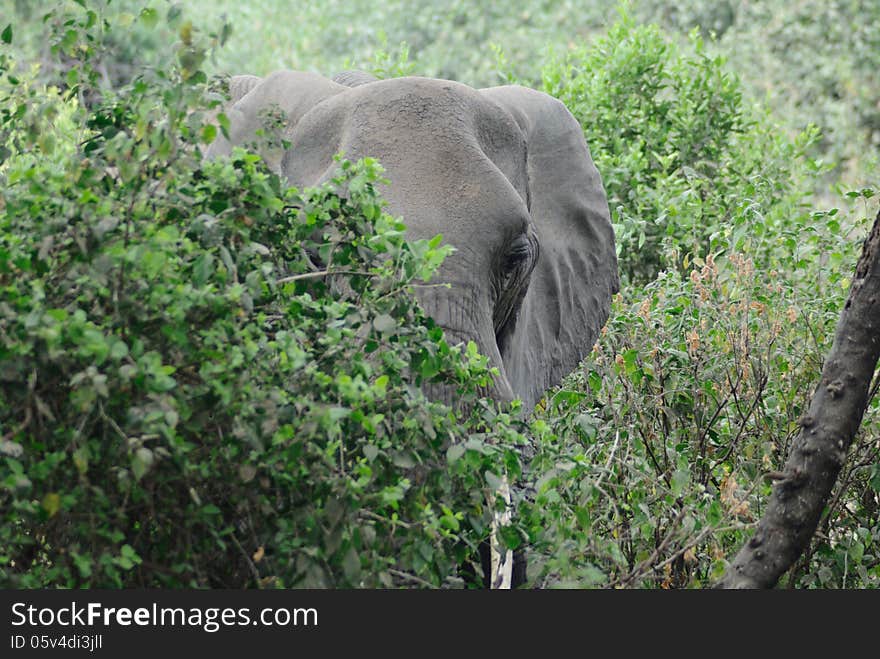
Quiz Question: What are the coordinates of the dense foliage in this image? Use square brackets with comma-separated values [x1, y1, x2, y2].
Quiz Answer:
[2, 2, 878, 588]
[0, 6, 527, 587]
[522, 16, 880, 587]
[542, 17, 818, 284]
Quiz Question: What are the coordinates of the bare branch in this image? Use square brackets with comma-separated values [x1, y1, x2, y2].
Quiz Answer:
[276, 269, 374, 284]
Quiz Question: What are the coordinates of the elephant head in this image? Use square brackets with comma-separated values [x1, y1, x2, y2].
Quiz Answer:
[207, 70, 619, 410]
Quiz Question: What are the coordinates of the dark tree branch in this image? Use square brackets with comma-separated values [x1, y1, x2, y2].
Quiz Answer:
[716, 208, 880, 589]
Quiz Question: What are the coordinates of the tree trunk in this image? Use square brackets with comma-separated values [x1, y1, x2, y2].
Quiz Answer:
[716, 208, 880, 589]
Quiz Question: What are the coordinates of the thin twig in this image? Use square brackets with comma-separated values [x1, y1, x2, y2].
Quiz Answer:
[389, 568, 436, 588]
[276, 269, 374, 284]
[2, 406, 31, 442]
[593, 430, 620, 493]
[610, 507, 688, 588]
[230, 533, 262, 586]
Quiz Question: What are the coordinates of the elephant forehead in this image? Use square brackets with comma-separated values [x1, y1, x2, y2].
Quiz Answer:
[377, 157, 530, 245]
[352, 77, 474, 123]
[283, 77, 530, 239]
[285, 78, 521, 167]
[338, 79, 523, 154]
[347, 76, 486, 117]
[356, 79, 526, 166]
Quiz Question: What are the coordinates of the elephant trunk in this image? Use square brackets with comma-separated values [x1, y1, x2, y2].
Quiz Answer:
[417, 286, 527, 590]
[416, 283, 515, 409]
[423, 328, 510, 408]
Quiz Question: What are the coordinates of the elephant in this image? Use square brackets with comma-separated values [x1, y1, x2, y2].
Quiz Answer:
[205, 70, 618, 588]
[206, 70, 619, 412]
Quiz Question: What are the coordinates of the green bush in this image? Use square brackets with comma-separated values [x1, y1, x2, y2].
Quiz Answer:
[540, 13, 826, 285]
[524, 217, 879, 587]
[681, 0, 880, 189]
[520, 13, 880, 588]
[0, 0, 179, 97]
[0, 5, 526, 588]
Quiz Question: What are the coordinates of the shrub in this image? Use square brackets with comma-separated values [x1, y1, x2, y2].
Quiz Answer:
[0, 4, 526, 588]
[524, 211, 880, 587]
[541, 12, 824, 286]
[0, 0, 179, 97]
[521, 12, 880, 588]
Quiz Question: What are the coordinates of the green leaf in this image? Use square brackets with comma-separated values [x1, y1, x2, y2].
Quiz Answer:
[201, 123, 217, 144]
[326, 406, 350, 423]
[73, 553, 93, 578]
[439, 505, 460, 531]
[869, 465, 880, 493]
[485, 470, 503, 492]
[131, 448, 154, 481]
[61, 28, 78, 51]
[72, 447, 89, 475]
[217, 112, 231, 138]
[167, 4, 183, 24]
[588, 370, 603, 394]
[2, 24, 12, 44]
[110, 340, 129, 360]
[41, 492, 61, 517]
[392, 452, 415, 468]
[671, 469, 690, 496]
[117, 544, 142, 570]
[849, 541, 864, 563]
[220, 22, 233, 47]
[622, 349, 639, 373]
[464, 437, 491, 454]
[193, 253, 215, 285]
[550, 389, 587, 412]
[575, 413, 598, 441]
[140, 8, 159, 28]
[709, 560, 727, 581]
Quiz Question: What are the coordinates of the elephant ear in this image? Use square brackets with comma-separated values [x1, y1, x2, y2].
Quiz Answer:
[479, 85, 619, 409]
[204, 70, 345, 171]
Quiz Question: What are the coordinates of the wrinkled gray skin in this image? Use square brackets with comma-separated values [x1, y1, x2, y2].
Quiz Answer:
[207, 70, 619, 411]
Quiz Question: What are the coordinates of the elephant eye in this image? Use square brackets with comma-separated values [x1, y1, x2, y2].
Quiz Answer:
[494, 231, 539, 357]
[502, 238, 531, 276]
